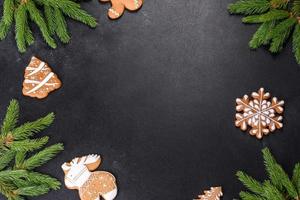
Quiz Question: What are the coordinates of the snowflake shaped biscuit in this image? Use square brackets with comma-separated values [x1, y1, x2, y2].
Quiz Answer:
[235, 88, 284, 139]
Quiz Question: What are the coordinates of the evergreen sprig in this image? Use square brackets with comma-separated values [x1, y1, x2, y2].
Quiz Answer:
[0, 99, 63, 200]
[228, 0, 300, 64]
[0, 0, 97, 53]
[236, 148, 300, 200]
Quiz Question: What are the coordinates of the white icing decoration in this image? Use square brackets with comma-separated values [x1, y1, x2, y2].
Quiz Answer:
[109, 8, 120, 17]
[134, 0, 139, 9]
[24, 79, 58, 86]
[27, 62, 45, 76]
[26, 72, 54, 94]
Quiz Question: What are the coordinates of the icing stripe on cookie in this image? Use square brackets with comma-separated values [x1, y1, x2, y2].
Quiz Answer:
[24, 79, 58, 86]
[26, 72, 54, 94]
[109, 8, 120, 17]
[134, 0, 139, 9]
[27, 62, 45, 76]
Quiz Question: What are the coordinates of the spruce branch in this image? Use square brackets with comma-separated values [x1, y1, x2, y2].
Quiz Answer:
[228, 0, 271, 15]
[0, 0, 97, 52]
[12, 112, 54, 140]
[249, 21, 275, 48]
[237, 147, 300, 200]
[0, 100, 63, 200]
[1, 100, 19, 136]
[228, 0, 300, 64]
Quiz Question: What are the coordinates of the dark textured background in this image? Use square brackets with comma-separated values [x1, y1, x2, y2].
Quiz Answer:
[0, 0, 300, 199]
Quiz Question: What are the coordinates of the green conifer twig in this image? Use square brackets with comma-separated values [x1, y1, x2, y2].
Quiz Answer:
[228, 0, 300, 64]
[236, 148, 300, 200]
[0, 99, 63, 199]
[0, 0, 97, 52]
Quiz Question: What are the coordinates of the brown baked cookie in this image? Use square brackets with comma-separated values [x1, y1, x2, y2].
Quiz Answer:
[99, 0, 143, 19]
[22, 56, 61, 99]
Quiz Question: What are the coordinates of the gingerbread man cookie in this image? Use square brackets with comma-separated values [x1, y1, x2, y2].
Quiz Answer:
[62, 154, 117, 200]
[22, 56, 61, 99]
[194, 187, 223, 200]
[100, 0, 143, 19]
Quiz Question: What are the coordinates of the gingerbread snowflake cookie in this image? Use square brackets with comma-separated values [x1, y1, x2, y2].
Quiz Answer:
[62, 154, 117, 200]
[22, 57, 61, 99]
[194, 187, 223, 200]
[100, 0, 143, 19]
[235, 88, 284, 139]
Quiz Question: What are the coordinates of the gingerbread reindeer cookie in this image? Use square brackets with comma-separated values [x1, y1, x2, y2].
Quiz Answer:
[62, 154, 117, 200]
[23, 56, 61, 99]
[100, 0, 143, 19]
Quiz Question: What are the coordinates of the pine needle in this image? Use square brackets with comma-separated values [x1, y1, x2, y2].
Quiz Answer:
[236, 171, 264, 195]
[269, 17, 297, 53]
[249, 21, 275, 49]
[292, 163, 300, 195]
[21, 143, 64, 170]
[54, 8, 70, 43]
[10, 137, 49, 152]
[242, 10, 290, 23]
[293, 24, 300, 64]
[26, 0, 57, 49]
[1, 100, 19, 136]
[12, 113, 54, 140]
[228, 0, 271, 15]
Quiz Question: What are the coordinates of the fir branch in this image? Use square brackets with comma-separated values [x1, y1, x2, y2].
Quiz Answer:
[1, 100, 19, 136]
[0, 151, 15, 171]
[228, 0, 271, 15]
[0, 20, 11, 40]
[3, 0, 15, 25]
[12, 113, 54, 140]
[14, 4, 27, 53]
[292, 163, 300, 195]
[27, 172, 61, 190]
[249, 21, 275, 48]
[293, 24, 300, 64]
[269, 17, 297, 53]
[14, 152, 26, 168]
[24, 23, 34, 46]
[10, 137, 49, 152]
[0, 100, 63, 199]
[0, 0, 97, 52]
[236, 171, 264, 195]
[21, 143, 63, 170]
[14, 185, 50, 197]
[237, 148, 300, 200]
[242, 9, 290, 23]
[54, 7, 70, 43]
[228, 0, 300, 64]
[42, 0, 97, 27]
[262, 148, 298, 198]
[44, 5, 56, 36]
[239, 191, 264, 200]
[261, 180, 285, 200]
[26, 0, 57, 49]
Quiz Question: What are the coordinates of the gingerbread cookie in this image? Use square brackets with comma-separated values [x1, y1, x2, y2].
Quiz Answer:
[62, 154, 117, 200]
[22, 57, 61, 99]
[235, 88, 284, 139]
[100, 0, 143, 19]
[194, 187, 223, 200]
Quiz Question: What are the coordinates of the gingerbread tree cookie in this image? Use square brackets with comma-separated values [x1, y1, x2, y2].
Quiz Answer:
[235, 88, 284, 139]
[100, 0, 143, 19]
[194, 187, 223, 200]
[23, 57, 62, 99]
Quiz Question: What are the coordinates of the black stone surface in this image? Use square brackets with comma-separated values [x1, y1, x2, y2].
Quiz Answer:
[1, 0, 300, 199]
